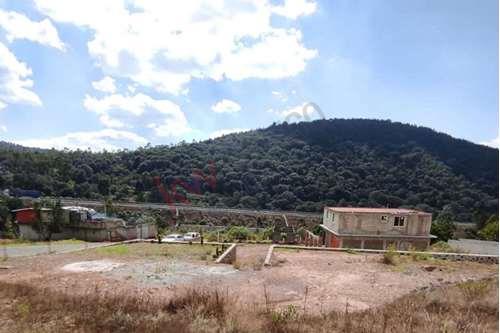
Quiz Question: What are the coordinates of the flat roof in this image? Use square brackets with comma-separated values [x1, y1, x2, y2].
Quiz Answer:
[325, 207, 431, 216]
[11, 207, 51, 212]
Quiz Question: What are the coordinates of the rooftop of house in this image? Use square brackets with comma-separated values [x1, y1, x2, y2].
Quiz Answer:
[11, 207, 51, 212]
[325, 207, 431, 216]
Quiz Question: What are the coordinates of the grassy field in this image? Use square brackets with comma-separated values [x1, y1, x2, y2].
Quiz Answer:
[83, 243, 220, 261]
[0, 238, 85, 247]
[0, 277, 496, 332]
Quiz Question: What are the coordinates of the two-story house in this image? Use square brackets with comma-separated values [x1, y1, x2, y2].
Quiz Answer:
[320, 207, 435, 250]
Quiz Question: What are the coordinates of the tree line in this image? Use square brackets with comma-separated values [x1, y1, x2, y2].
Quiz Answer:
[0, 119, 496, 225]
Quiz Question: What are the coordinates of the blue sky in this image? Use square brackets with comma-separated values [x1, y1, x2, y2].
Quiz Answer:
[0, 0, 497, 150]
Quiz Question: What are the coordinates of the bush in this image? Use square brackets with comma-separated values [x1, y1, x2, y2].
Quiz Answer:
[458, 280, 490, 301]
[478, 215, 499, 241]
[429, 241, 465, 253]
[226, 226, 250, 241]
[430, 214, 456, 242]
[408, 246, 431, 261]
[270, 304, 299, 324]
[205, 231, 220, 242]
[383, 244, 400, 265]
[429, 241, 453, 253]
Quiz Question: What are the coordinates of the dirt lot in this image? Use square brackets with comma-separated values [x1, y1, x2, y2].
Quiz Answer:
[1, 240, 113, 257]
[0, 243, 497, 313]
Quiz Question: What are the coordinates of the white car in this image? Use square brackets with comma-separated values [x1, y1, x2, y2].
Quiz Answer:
[183, 232, 201, 241]
[162, 234, 185, 242]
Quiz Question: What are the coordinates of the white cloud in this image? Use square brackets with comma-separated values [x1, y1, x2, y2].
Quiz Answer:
[279, 104, 304, 121]
[211, 99, 242, 114]
[272, 0, 317, 19]
[209, 128, 249, 139]
[208, 28, 317, 81]
[272, 90, 288, 102]
[0, 125, 7, 132]
[84, 92, 191, 137]
[278, 102, 324, 122]
[0, 42, 42, 108]
[480, 135, 500, 148]
[127, 84, 136, 93]
[0, 9, 64, 50]
[34, 0, 317, 95]
[92, 76, 116, 93]
[98, 113, 125, 128]
[16, 129, 148, 151]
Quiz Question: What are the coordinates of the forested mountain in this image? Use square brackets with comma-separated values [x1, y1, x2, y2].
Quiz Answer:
[0, 119, 497, 222]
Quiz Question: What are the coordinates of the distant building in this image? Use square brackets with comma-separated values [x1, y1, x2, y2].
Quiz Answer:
[321, 207, 435, 250]
[11, 206, 155, 241]
[12, 207, 53, 240]
[12, 207, 51, 224]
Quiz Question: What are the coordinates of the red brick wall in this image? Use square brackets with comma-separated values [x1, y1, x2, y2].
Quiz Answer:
[330, 233, 341, 248]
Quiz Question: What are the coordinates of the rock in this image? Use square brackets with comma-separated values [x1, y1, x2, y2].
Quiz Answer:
[423, 266, 437, 272]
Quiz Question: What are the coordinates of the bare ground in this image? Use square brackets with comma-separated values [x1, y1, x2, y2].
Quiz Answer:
[0, 243, 497, 314]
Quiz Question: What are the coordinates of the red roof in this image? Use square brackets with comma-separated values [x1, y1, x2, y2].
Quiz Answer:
[12, 207, 51, 224]
[325, 207, 431, 216]
[13, 208, 37, 224]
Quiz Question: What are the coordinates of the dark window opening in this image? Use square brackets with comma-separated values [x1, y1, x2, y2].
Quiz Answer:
[394, 216, 406, 227]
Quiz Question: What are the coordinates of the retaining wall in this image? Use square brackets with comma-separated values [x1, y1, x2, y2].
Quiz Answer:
[18, 223, 157, 242]
[268, 245, 499, 264]
[215, 243, 237, 264]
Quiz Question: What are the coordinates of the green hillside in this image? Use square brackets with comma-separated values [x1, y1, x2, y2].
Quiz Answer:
[0, 119, 497, 222]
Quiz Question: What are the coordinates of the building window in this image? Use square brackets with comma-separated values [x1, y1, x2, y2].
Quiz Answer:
[394, 216, 406, 227]
[381, 215, 388, 222]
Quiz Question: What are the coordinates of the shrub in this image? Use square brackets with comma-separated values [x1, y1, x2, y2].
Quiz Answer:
[383, 244, 400, 265]
[408, 246, 431, 261]
[270, 304, 299, 323]
[226, 226, 250, 241]
[429, 241, 463, 253]
[430, 214, 456, 242]
[458, 280, 490, 301]
[478, 215, 499, 241]
[205, 231, 220, 242]
[165, 289, 228, 320]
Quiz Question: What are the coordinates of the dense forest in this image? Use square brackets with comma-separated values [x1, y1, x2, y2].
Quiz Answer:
[0, 119, 497, 223]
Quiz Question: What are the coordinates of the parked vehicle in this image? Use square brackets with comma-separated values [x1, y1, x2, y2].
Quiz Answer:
[183, 232, 201, 241]
[162, 234, 185, 242]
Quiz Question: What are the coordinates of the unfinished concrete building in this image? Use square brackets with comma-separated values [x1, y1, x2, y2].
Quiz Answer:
[321, 207, 435, 250]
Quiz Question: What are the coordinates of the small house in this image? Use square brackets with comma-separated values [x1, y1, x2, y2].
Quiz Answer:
[321, 207, 435, 250]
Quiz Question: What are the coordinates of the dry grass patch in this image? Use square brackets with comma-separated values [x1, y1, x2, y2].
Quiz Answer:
[0, 277, 497, 333]
[84, 243, 217, 261]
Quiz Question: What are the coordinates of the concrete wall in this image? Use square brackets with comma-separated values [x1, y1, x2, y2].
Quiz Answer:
[323, 209, 337, 232]
[19, 224, 42, 241]
[322, 228, 430, 251]
[272, 244, 499, 264]
[18, 223, 157, 242]
[215, 243, 237, 264]
[323, 209, 432, 237]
